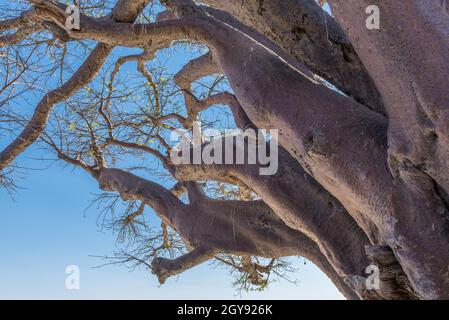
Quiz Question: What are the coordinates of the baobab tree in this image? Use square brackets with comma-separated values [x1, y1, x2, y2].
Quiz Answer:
[0, 0, 448, 300]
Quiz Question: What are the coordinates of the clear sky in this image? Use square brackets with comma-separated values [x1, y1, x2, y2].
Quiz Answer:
[0, 152, 343, 299]
[0, 0, 342, 300]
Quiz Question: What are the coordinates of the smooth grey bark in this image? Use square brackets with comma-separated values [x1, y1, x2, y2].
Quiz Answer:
[328, 0, 449, 189]
[199, 0, 384, 114]
[327, 0, 449, 299]
[208, 24, 449, 300]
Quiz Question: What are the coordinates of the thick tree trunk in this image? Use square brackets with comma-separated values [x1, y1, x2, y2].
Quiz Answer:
[200, 0, 384, 114]
[327, 0, 449, 299]
[328, 0, 449, 189]
[211, 29, 449, 299]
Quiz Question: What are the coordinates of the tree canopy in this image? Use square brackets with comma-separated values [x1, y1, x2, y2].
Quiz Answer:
[1, 0, 448, 300]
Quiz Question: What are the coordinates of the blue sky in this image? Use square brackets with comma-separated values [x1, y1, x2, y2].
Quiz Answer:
[0, 151, 343, 299]
[0, 0, 342, 300]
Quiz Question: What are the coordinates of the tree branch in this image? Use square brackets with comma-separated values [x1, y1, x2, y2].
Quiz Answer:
[0, 0, 152, 171]
[98, 167, 184, 223]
